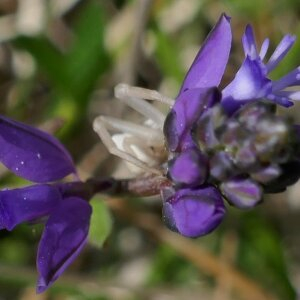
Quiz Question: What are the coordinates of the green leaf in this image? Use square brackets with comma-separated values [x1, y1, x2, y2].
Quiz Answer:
[13, 36, 70, 96]
[152, 26, 185, 84]
[0, 238, 30, 265]
[65, 1, 110, 102]
[237, 211, 296, 300]
[89, 198, 113, 248]
[13, 1, 111, 138]
[223, 0, 267, 19]
[147, 245, 198, 285]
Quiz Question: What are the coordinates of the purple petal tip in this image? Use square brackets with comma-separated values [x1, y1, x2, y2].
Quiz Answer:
[178, 14, 232, 93]
[36, 197, 91, 292]
[221, 13, 231, 22]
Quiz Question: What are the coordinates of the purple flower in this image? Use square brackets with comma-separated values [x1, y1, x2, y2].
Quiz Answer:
[0, 115, 92, 293]
[164, 14, 231, 152]
[162, 14, 232, 236]
[162, 14, 300, 238]
[161, 15, 230, 237]
[161, 185, 225, 238]
[222, 25, 299, 114]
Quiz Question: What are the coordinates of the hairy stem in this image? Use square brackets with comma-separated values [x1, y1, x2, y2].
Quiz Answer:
[58, 175, 171, 201]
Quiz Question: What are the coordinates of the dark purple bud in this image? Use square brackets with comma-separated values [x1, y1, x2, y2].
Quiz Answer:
[253, 117, 289, 162]
[203, 101, 297, 188]
[168, 147, 208, 187]
[218, 119, 249, 147]
[263, 160, 300, 193]
[250, 164, 281, 183]
[161, 186, 225, 238]
[210, 151, 235, 181]
[234, 143, 257, 169]
[196, 105, 224, 151]
[0, 115, 76, 183]
[37, 197, 92, 293]
[221, 178, 262, 209]
[0, 184, 62, 231]
[237, 101, 275, 130]
[163, 110, 179, 152]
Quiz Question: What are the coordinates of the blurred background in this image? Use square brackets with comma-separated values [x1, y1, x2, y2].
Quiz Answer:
[0, 0, 300, 299]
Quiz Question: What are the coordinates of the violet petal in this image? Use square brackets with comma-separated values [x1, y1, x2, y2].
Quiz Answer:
[210, 151, 235, 181]
[162, 186, 225, 238]
[163, 110, 180, 152]
[0, 115, 76, 182]
[266, 34, 296, 73]
[266, 94, 294, 107]
[222, 57, 272, 114]
[179, 14, 231, 94]
[0, 184, 62, 231]
[275, 90, 300, 101]
[168, 147, 208, 187]
[242, 25, 258, 59]
[221, 178, 262, 209]
[165, 87, 220, 152]
[272, 67, 300, 92]
[259, 38, 270, 60]
[173, 88, 219, 137]
[36, 197, 92, 293]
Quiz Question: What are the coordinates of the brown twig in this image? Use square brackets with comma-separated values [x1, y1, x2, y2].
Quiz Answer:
[107, 197, 278, 300]
[213, 231, 238, 300]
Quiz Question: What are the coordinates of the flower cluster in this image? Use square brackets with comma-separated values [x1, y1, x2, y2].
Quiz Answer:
[1, 12, 300, 294]
[0, 116, 93, 292]
[161, 14, 300, 238]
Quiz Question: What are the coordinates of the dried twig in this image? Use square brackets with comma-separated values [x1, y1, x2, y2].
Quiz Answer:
[213, 231, 238, 300]
[108, 197, 278, 300]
